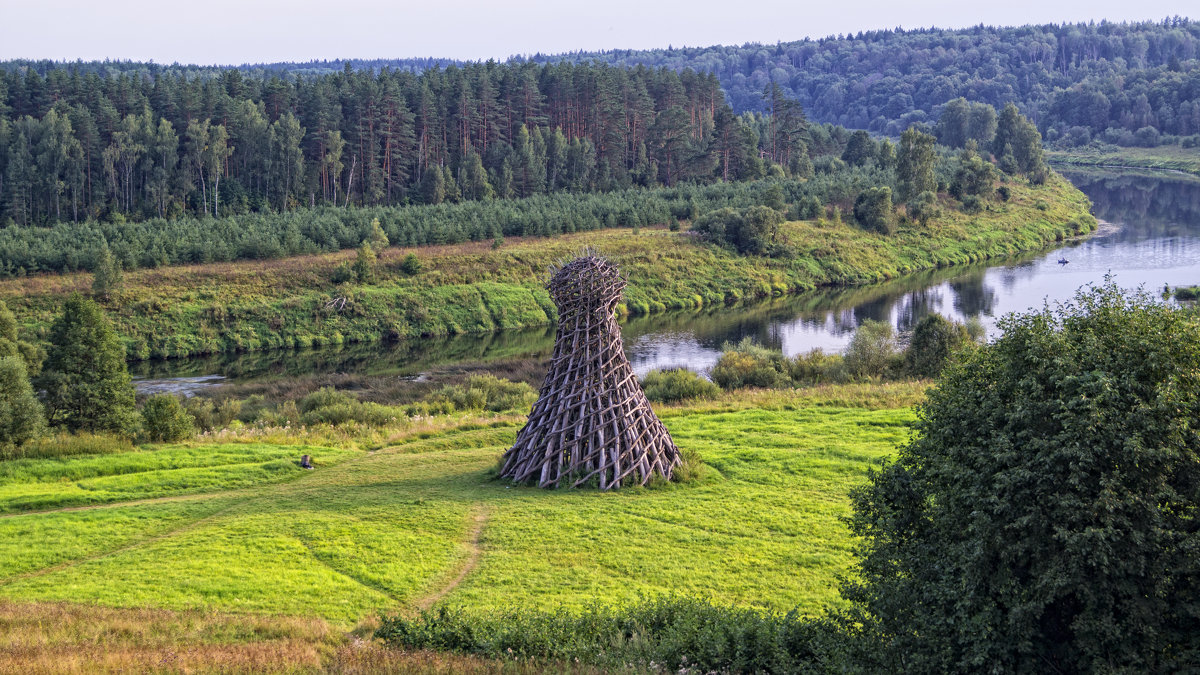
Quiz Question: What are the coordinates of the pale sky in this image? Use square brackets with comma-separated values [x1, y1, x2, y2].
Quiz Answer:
[0, 0, 1191, 65]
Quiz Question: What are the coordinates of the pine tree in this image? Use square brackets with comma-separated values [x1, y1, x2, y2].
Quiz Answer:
[35, 295, 136, 434]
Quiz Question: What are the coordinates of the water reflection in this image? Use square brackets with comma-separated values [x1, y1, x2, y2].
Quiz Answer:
[135, 167, 1200, 390]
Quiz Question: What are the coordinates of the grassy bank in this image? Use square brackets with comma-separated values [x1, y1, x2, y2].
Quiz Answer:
[0, 175, 1092, 360]
[1048, 145, 1200, 176]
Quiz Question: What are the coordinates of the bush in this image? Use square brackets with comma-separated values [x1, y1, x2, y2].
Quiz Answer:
[787, 349, 848, 385]
[844, 283, 1200, 671]
[692, 205, 784, 255]
[141, 394, 195, 442]
[298, 387, 404, 426]
[853, 187, 894, 235]
[1172, 285, 1200, 301]
[710, 338, 791, 389]
[843, 320, 899, 379]
[184, 397, 244, 432]
[905, 190, 938, 225]
[431, 375, 537, 413]
[641, 368, 720, 403]
[376, 596, 841, 673]
[399, 253, 423, 275]
[904, 313, 970, 378]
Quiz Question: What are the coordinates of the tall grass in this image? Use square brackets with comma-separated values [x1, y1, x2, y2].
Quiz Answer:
[376, 596, 844, 673]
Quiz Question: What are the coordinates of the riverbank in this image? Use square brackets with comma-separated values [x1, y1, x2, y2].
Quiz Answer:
[0, 174, 1093, 360]
[1048, 145, 1200, 176]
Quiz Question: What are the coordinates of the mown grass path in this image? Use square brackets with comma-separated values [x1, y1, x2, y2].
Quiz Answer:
[0, 389, 918, 628]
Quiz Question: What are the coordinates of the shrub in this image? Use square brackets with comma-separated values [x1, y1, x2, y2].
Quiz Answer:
[432, 375, 537, 413]
[905, 190, 938, 225]
[352, 244, 376, 283]
[641, 368, 720, 403]
[141, 394, 195, 442]
[330, 261, 354, 284]
[1172, 285, 1200, 301]
[843, 320, 899, 379]
[692, 206, 784, 255]
[844, 282, 1200, 671]
[298, 387, 404, 426]
[184, 397, 243, 432]
[904, 313, 970, 378]
[376, 596, 841, 673]
[710, 338, 790, 389]
[853, 187, 894, 235]
[787, 349, 848, 385]
[399, 253, 423, 275]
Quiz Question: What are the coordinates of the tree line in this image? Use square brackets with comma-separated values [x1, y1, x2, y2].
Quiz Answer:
[0, 60, 817, 226]
[528, 18, 1200, 146]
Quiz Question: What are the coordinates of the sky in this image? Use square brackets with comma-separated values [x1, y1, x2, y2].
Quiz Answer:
[0, 0, 1191, 65]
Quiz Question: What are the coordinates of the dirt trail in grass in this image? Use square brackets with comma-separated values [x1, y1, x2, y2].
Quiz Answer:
[414, 505, 489, 611]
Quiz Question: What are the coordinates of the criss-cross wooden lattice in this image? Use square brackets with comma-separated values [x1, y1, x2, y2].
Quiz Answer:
[500, 254, 681, 489]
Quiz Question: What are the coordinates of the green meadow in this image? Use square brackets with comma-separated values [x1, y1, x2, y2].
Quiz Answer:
[0, 385, 920, 631]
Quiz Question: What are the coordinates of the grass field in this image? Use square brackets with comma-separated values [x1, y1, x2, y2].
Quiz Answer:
[0, 175, 1092, 360]
[1048, 145, 1200, 176]
[0, 383, 924, 672]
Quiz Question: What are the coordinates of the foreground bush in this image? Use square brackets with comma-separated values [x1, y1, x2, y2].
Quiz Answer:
[641, 369, 720, 403]
[845, 282, 1200, 671]
[376, 596, 842, 673]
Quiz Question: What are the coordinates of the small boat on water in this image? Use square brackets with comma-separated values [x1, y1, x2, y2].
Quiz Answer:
[1058, 258, 1069, 265]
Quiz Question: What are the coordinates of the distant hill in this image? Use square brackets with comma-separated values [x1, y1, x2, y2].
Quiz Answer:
[4, 18, 1197, 142]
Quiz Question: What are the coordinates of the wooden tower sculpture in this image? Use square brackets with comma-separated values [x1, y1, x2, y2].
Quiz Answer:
[500, 253, 682, 489]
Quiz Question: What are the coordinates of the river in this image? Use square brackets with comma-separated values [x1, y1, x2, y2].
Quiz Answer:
[132, 167, 1200, 395]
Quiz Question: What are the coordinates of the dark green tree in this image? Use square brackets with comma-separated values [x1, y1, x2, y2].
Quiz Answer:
[35, 295, 136, 434]
[845, 282, 1200, 672]
[842, 130, 876, 167]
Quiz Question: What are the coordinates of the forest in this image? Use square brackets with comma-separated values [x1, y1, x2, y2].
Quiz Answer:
[0, 61, 812, 227]
[531, 18, 1200, 145]
[9, 19, 1194, 149]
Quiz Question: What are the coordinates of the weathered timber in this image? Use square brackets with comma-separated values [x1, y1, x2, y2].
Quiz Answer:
[499, 253, 681, 489]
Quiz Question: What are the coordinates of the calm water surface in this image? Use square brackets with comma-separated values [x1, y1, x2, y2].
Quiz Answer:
[134, 167, 1200, 392]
